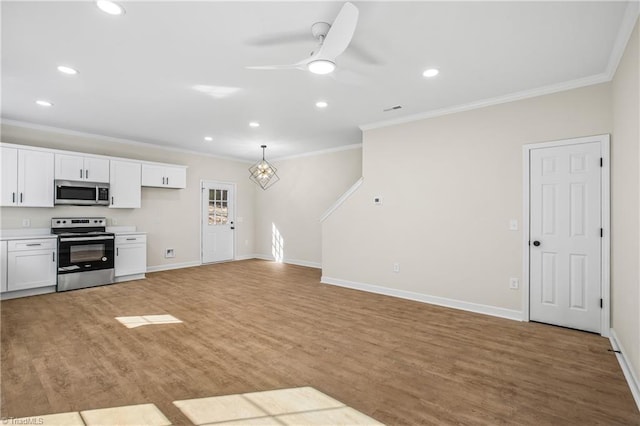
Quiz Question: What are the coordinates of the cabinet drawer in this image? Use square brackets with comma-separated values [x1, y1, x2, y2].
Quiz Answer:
[115, 235, 147, 245]
[8, 239, 57, 251]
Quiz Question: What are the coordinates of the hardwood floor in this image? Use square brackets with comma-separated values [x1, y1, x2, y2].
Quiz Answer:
[1, 259, 638, 425]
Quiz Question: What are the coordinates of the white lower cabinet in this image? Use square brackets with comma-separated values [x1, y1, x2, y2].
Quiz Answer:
[115, 234, 147, 280]
[6, 238, 57, 292]
[1, 241, 7, 293]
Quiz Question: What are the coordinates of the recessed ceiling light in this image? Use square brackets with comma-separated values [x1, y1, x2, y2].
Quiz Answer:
[423, 68, 439, 78]
[308, 60, 336, 75]
[57, 65, 78, 75]
[315, 101, 328, 108]
[96, 0, 125, 15]
[204, 136, 213, 142]
[35, 100, 53, 107]
[249, 122, 260, 128]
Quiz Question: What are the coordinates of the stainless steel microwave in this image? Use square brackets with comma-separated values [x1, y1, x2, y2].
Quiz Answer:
[55, 180, 110, 206]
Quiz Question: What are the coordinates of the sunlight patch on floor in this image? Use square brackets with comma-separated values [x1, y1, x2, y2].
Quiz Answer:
[173, 386, 383, 425]
[115, 314, 182, 328]
[9, 403, 171, 426]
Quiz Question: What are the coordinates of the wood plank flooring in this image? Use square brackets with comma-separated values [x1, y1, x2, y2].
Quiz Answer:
[1, 260, 638, 425]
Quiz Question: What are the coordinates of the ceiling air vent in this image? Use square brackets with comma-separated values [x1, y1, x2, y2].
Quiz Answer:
[383, 105, 402, 112]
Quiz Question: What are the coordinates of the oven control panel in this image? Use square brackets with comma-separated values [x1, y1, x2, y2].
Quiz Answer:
[52, 217, 106, 228]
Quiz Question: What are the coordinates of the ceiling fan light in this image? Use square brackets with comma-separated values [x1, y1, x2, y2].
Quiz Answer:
[96, 0, 125, 15]
[308, 60, 336, 75]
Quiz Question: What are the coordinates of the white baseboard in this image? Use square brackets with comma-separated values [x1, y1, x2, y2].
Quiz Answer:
[235, 254, 262, 261]
[146, 261, 201, 273]
[1, 286, 56, 300]
[609, 329, 640, 411]
[254, 254, 321, 269]
[321, 276, 523, 322]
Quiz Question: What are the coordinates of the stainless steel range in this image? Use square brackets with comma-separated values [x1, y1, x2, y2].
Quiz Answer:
[52, 217, 115, 292]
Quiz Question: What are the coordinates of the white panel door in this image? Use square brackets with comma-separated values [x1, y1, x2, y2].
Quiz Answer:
[18, 150, 54, 207]
[84, 157, 110, 183]
[1, 241, 8, 292]
[115, 244, 147, 276]
[55, 153, 85, 180]
[110, 161, 141, 208]
[1, 147, 18, 206]
[164, 166, 186, 189]
[141, 164, 165, 187]
[202, 182, 235, 263]
[7, 249, 57, 291]
[530, 142, 601, 333]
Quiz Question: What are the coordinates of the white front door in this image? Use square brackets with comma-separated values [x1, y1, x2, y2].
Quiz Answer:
[201, 181, 235, 263]
[529, 141, 602, 333]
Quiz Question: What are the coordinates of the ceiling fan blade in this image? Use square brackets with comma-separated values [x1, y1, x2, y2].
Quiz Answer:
[317, 2, 359, 60]
[245, 31, 309, 47]
[245, 63, 305, 71]
[246, 51, 319, 72]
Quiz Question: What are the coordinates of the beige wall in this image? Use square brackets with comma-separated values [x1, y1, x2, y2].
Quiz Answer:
[0, 124, 256, 269]
[323, 83, 612, 311]
[254, 148, 362, 266]
[612, 18, 640, 383]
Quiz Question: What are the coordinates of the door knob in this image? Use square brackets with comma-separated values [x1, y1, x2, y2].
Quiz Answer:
[533, 241, 541, 247]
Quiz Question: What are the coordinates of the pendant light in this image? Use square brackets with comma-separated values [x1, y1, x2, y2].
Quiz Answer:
[249, 145, 279, 190]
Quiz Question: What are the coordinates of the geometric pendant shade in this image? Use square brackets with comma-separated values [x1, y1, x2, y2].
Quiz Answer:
[249, 145, 280, 190]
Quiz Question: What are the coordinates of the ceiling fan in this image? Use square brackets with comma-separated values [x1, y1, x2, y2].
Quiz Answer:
[246, 2, 359, 75]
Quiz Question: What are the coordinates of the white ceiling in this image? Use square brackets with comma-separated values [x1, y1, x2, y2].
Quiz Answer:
[1, 1, 634, 161]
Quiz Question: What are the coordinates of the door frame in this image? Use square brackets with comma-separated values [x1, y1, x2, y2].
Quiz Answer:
[200, 179, 237, 264]
[522, 134, 610, 336]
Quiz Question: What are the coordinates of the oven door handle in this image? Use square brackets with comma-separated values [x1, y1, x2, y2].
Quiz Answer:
[59, 236, 115, 242]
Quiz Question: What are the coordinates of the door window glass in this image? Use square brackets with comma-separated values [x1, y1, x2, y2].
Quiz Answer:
[208, 189, 229, 225]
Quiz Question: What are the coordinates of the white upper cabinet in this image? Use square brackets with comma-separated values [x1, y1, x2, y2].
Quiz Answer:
[141, 164, 186, 189]
[109, 160, 141, 208]
[1, 147, 54, 207]
[55, 153, 109, 183]
[0, 147, 18, 206]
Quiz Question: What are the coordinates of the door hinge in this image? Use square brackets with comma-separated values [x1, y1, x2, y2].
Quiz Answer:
[600, 298, 603, 308]
[600, 228, 603, 238]
[600, 157, 603, 167]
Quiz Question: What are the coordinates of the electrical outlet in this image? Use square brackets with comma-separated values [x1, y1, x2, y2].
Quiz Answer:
[393, 262, 400, 273]
[165, 248, 175, 258]
[21, 219, 30, 228]
[509, 277, 519, 289]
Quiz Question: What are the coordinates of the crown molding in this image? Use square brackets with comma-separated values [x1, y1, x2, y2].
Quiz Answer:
[272, 143, 362, 162]
[605, 1, 640, 79]
[359, 73, 610, 131]
[0, 118, 254, 164]
[360, 2, 639, 133]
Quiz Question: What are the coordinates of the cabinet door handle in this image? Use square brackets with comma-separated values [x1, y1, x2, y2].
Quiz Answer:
[53, 252, 56, 262]
[26, 243, 42, 246]
[86, 169, 89, 180]
[80, 169, 84, 179]
[111, 196, 114, 205]
[126, 238, 136, 240]
[12, 192, 15, 203]
[166, 177, 169, 185]
[20, 193, 23, 203]
[116, 247, 119, 256]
